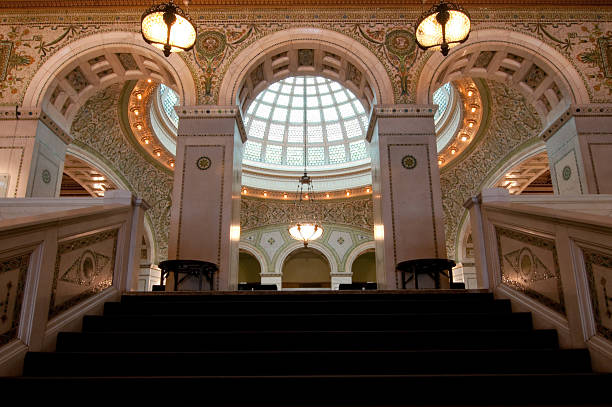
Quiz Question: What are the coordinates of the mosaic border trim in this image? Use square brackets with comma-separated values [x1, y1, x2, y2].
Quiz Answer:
[495, 225, 565, 315]
[0, 251, 31, 347]
[583, 247, 612, 342]
[48, 228, 118, 319]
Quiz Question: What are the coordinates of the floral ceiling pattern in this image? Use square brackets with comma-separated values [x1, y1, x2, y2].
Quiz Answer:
[71, 84, 173, 260]
[0, 9, 612, 105]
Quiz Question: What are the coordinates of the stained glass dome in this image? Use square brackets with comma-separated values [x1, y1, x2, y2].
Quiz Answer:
[243, 76, 369, 170]
[159, 83, 179, 127]
[433, 82, 452, 124]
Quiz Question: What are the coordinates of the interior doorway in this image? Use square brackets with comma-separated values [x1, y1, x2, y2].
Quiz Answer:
[281, 247, 331, 289]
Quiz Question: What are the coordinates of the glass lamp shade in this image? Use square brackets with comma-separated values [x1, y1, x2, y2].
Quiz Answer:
[141, 1, 196, 57]
[288, 222, 324, 247]
[415, 2, 470, 56]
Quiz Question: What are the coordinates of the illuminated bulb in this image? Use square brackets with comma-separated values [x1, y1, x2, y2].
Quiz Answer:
[170, 161, 175, 168]
[438, 159, 443, 165]
[142, 137, 150, 144]
[243, 189, 247, 194]
[283, 193, 288, 199]
[468, 121, 474, 128]
[136, 93, 142, 100]
[304, 194, 308, 199]
[93, 183, 105, 190]
[263, 192, 268, 197]
[467, 90, 473, 97]
[147, 78, 152, 83]
[470, 104, 478, 113]
[346, 191, 350, 197]
[451, 148, 457, 155]
[92, 176, 105, 181]
[461, 134, 469, 142]
[326, 193, 330, 198]
[136, 124, 143, 130]
[134, 109, 139, 116]
[156, 150, 161, 157]
[366, 188, 370, 193]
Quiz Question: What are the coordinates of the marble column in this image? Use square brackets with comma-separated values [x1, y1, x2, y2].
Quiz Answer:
[0, 107, 71, 198]
[542, 104, 612, 195]
[168, 106, 245, 291]
[368, 105, 447, 289]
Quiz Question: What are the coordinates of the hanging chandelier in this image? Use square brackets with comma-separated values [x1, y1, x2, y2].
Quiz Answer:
[141, 0, 197, 57]
[415, 1, 471, 56]
[288, 78, 324, 247]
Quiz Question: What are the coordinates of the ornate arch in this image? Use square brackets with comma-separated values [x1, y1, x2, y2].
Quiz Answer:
[415, 28, 589, 126]
[23, 31, 196, 131]
[239, 242, 268, 274]
[274, 241, 338, 276]
[218, 27, 394, 111]
[344, 241, 375, 274]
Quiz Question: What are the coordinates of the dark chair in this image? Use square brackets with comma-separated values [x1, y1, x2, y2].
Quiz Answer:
[396, 258, 464, 289]
[158, 259, 218, 291]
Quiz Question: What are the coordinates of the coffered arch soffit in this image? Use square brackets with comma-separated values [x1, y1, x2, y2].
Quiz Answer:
[23, 31, 196, 131]
[218, 27, 395, 111]
[414, 29, 589, 127]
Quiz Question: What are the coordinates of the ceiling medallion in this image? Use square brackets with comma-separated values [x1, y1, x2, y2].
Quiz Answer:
[415, 1, 471, 56]
[141, 0, 197, 57]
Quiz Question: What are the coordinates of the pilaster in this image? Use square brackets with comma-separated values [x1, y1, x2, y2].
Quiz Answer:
[368, 104, 447, 289]
[0, 107, 71, 197]
[168, 106, 246, 291]
[541, 104, 612, 195]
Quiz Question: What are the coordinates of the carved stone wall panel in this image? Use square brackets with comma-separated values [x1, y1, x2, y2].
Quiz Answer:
[71, 84, 173, 260]
[583, 248, 612, 342]
[495, 226, 565, 315]
[49, 228, 118, 318]
[0, 251, 30, 346]
[441, 80, 542, 258]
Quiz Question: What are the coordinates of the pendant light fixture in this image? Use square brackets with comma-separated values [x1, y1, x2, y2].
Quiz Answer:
[141, 0, 197, 57]
[415, 1, 471, 56]
[288, 77, 324, 247]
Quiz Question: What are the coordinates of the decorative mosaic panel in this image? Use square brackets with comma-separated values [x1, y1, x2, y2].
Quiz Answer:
[0, 251, 30, 347]
[583, 248, 612, 341]
[49, 228, 118, 318]
[495, 226, 565, 315]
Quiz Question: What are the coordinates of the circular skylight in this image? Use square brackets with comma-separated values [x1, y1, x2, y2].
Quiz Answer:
[243, 76, 369, 170]
[159, 83, 179, 127]
[433, 82, 452, 124]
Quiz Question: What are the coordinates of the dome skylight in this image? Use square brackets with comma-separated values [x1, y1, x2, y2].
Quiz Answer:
[433, 82, 452, 123]
[159, 83, 179, 127]
[243, 76, 369, 169]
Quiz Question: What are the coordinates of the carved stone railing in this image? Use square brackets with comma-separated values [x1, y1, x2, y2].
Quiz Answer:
[0, 190, 148, 375]
[465, 189, 612, 371]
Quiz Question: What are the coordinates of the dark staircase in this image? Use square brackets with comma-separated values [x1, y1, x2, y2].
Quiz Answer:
[5, 290, 612, 405]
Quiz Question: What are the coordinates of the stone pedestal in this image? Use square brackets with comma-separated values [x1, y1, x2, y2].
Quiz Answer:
[261, 273, 282, 290]
[0, 107, 71, 197]
[542, 104, 612, 195]
[168, 106, 245, 290]
[368, 105, 447, 289]
[330, 272, 353, 290]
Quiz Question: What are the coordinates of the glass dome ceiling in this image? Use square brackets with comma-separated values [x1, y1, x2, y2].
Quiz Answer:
[159, 83, 179, 127]
[243, 76, 370, 170]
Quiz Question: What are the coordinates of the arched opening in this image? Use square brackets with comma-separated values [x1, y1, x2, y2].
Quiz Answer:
[239, 250, 262, 284]
[282, 247, 331, 289]
[350, 250, 376, 284]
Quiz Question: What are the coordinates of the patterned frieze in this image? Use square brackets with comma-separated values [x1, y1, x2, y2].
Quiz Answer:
[49, 227, 118, 318]
[240, 195, 373, 232]
[0, 9, 611, 107]
[0, 251, 30, 346]
[495, 225, 565, 315]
